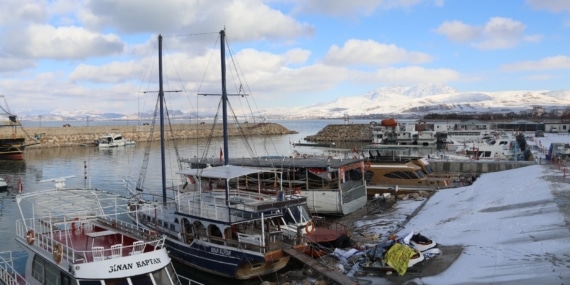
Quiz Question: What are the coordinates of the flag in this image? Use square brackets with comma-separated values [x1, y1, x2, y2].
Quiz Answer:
[219, 146, 223, 162]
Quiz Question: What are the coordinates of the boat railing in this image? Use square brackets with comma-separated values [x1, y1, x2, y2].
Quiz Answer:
[178, 275, 205, 285]
[311, 216, 350, 233]
[96, 215, 165, 246]
[16, 218, 166, 264]
[0, 251, 30, 285]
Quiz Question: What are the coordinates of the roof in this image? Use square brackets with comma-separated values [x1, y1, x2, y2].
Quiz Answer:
[177, 164, 263, 179]
[182, 157, 363, 169]
[16, 188, 131, 218]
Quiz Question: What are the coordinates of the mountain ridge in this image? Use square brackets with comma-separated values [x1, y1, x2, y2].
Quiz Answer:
[12, 84, 570, 121]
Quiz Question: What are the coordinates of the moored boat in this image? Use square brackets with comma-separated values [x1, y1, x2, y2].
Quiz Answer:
[183, 156, 368, 216]
[0, 95, 38, 160]
[6, 176, 185, 285]
[97, 133, 130, 148]
[125, 30, 354, 280]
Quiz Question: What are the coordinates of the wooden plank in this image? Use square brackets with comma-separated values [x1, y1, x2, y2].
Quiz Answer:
[283, 248, 358, 285]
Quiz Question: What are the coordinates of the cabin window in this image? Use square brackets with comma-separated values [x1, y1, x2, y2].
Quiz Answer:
[169, 224, 175, 231]
[130, 274, 153, 285]
[104, 278, 129, 285]
[152, 265, 179, 285]
[79, 281, 102, 285]
[384, 171, 419, 180]
[32, 254, 62, 285]
[32, 255, 45, 283]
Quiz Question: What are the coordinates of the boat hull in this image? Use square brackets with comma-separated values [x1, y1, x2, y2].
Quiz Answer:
[0, 139, 25, 160]
[166, 239, 289, 280]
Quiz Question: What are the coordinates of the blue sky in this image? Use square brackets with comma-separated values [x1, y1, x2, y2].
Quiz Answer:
[0, 0, 569, 117]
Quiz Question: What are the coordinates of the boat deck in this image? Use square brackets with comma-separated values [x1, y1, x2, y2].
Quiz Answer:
[20, 217, 161, 264]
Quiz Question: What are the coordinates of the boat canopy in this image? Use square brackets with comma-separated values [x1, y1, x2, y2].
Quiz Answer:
[177, 165, 263, 180]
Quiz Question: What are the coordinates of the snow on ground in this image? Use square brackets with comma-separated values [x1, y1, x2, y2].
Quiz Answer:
[398, 165, 570, 284]
[353, 133, 570, 285]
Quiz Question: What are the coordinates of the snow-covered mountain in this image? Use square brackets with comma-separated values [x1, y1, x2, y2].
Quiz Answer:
[13, 84, 570, 121]
[278, 83, 570, 118]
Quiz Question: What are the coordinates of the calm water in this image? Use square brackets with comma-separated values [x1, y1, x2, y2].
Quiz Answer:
[0, 119, 370, 284]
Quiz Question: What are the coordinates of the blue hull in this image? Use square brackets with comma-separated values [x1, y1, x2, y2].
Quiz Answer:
[165, 238, 266, 279]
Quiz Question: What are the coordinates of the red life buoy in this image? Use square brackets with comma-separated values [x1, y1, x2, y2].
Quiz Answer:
[293, 188, 301, 195]
[305, 221, 315, 234]
[53, 244, 63, 264]
[365, 162, 371, 169]
[26, 229, 35, 245]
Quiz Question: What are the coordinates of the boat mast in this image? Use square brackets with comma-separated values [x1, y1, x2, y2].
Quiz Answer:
[219, 30, 231, 206]
[220, 29, 229, 166]
[158, 34, 167, 205]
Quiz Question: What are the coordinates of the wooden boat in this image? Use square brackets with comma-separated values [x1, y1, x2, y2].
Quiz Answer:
[125, 30, 320, 280]
[0, 96, 38, 160]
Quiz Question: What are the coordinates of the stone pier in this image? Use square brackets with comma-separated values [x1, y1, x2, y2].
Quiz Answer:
[2, 122, 296, 149]
[304, 124, 372, 142]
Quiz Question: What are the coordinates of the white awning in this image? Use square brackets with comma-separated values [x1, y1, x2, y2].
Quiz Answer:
[177, 165, 263, 180]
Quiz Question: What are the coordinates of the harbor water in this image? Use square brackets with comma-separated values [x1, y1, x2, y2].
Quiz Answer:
[0, 119, 368, 284]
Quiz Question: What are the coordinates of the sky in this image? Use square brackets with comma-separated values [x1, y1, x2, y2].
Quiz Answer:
[346, 133, 570, 284]
[1, 0, 570, 118]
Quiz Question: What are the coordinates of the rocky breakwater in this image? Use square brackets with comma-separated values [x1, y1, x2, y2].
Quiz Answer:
[304, 124, 372, 142]
[8, 122, 296, 149]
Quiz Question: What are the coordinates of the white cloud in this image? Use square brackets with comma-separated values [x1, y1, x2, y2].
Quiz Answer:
[436, 17, 539, 50]
[526, 0, 570, 12]
[501, 55, 570, 72]
[0, 58, 36, 72]
[0, 0, 47, 25]
[435, 20, 480, 43]
[473, 17, 527, 50]
[291, 0, 443, 16]
[3, 25, 124, 59]
[69, 61, 142, 83]
[79, 0, 314, 42]
[323, 39, 433, 67]
[364, 66, 460, 84]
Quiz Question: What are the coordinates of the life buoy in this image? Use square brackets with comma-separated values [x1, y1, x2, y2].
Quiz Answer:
[149, 230, 157, 239]
[305, 221, 315, 234]
[365, 162, 371, 169]
[26, 229, 35, 245]
[53, 244, 63, 264]
[293, 188, 301, 195]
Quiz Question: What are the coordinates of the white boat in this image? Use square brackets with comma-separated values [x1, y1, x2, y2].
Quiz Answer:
[184, 156, 369, 216]
[2, 176, 187, 285]
[97, 133, 131, 148]
[444, 130, 495, 149]
[453, 131, 529, 160]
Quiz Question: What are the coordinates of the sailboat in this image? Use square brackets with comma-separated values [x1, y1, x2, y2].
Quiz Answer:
[126, 30, 350, 279]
